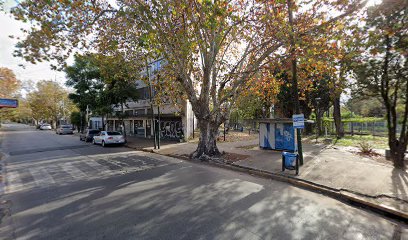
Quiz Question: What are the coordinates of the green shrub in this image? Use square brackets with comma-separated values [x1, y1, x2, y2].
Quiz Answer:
[358, 141, 374, 155]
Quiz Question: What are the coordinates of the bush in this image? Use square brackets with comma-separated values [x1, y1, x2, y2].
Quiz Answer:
[358, 141, 374, 155]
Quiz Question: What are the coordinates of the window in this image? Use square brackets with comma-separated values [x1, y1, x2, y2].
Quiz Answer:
[107, 131, 122, 135]
[136, 87, 150, 100]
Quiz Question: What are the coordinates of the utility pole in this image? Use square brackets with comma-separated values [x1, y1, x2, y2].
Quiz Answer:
[157, 73, 161, 149]
[157, 105, 160, 149]
[287, 0, 303, 165]
[315, 98, 321, 143]
[86, 105, 90, 129]
[147, 60, 157, 149]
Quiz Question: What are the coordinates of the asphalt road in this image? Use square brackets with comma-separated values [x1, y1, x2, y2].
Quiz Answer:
[0, 123, 406, 240]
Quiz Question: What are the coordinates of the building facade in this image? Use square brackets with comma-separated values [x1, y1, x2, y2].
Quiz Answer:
[105, 59, 196, 141]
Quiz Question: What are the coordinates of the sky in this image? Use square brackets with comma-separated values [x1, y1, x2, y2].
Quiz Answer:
[0, 0, 67, 89]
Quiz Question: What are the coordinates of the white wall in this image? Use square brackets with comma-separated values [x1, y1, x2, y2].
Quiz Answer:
[182, 100, 196, 140]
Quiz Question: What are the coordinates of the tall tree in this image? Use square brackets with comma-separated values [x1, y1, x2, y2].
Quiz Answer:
[354, 0, 407, 168]
[0, 67, 21, 124]
[98, 54, 140, 138]
[11, 0, 369, 159]
[65, 54, 105, 131]
[27, 81, 76, 128]
[0, 67, 20, 98]
[65, 53, 140, 133]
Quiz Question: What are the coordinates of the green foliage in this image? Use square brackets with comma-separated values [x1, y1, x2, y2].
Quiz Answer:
[65, 54, 103, 112]
[358, 140, 374, 155]
[27, 81, 76, 124]
[70, 111, 84, 130]
[334, 135, 388, 149]
[64, 53, 140, 118]
[352, 0, 407, 167]
[346, 96, 385, 117]
[323, 117, 384, 123]
[232, 93, 265, 120]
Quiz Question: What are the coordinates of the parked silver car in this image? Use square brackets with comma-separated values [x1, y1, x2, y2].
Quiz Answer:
[56, 125, 74, 135]
[92, 131, 125, 147]
[39, 123, 52, 130]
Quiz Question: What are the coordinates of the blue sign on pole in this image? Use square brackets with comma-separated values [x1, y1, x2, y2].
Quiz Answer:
[0, 98, 18, 108]
[293, 114, 305, 129]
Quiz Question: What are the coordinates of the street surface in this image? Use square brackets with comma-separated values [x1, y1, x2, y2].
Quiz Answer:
[0, 124, 406, 240]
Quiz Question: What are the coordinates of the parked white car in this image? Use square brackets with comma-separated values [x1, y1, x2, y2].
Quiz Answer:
[39, 124, 52, 130]
[92, 131, 126, 147]
[56, 125, 74, 135]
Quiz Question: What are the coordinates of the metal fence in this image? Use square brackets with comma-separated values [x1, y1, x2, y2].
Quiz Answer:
[322, 120, 398, 137]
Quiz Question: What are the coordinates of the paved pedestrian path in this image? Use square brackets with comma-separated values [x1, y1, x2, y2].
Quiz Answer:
[144, 138, 408, 216]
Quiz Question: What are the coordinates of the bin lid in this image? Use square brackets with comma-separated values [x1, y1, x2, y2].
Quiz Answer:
[282, 151, 297, 157]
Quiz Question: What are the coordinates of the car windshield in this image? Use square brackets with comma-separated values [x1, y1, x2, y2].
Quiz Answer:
[43, 124, 50, 126]
[107, 132, 121, 135]
[89, 130, 100, 134]
[62, 126, 71, 128]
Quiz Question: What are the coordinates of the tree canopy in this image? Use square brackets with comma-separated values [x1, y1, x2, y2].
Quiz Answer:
[11, 0, 369, 158]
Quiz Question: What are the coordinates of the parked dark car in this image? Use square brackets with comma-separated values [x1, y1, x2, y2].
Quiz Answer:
[80, 129, 101, 142]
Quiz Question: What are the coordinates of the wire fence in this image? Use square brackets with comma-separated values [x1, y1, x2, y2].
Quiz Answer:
[229, 118, 396, 137]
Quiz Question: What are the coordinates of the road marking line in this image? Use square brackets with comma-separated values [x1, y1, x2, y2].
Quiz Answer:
[6, 170, 24, 192]
[83, 160, 113, 176]
[29, 167, 55, 187]
[60, 162, 88, 180]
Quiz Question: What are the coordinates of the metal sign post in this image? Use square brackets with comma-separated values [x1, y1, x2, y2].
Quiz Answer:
[292, 114, 305, 129]
[292, 114, 304, 165]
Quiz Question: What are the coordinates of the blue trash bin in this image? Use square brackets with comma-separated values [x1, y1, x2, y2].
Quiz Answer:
[282, 151, 298, 172]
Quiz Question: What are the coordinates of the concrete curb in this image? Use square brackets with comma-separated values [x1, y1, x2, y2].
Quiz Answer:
[0, 153, 5, 196]
[140, 148, 408, 224]
[0, 132, 6, 196]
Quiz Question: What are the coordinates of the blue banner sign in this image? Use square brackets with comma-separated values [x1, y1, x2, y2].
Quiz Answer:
[293, 114, 305, 129]
[0, 98, 18, 108]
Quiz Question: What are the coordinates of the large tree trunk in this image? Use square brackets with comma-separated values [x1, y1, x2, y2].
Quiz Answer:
[389, 139, 407, 169]
[192, 119, 221, 160]
[333, 96, 344, 138]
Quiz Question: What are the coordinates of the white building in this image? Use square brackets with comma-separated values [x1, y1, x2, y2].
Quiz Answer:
[105, 59, 196, 141]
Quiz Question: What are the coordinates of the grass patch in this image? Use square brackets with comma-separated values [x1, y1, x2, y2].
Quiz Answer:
[303, 134, 388, 149]
[334, 135, 388, 149]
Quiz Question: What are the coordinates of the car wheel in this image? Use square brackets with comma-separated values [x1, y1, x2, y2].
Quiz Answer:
[93, 139, 96, 145]
[102, 141, 106, 147]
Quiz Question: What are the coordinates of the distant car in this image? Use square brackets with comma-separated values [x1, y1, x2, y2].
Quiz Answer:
[80, 129, 101, 142]
[56, 125, 74, 135]
[39, 124, 52, 130]
[93, 131, 125, 147]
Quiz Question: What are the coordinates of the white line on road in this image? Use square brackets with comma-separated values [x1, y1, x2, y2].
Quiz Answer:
[60, 162, 88, 180]
[6, 170, 24, 192]
[29, 167, 55, 187]
[83, 160, 114, 176]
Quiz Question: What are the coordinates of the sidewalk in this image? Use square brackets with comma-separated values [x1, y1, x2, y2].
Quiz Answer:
[125, 135, 180, 150]
[143, 138, 408, 219]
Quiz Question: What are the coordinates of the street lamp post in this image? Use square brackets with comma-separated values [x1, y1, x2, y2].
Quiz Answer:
[146, 60, 157, 149]
[315, 98, 321, 143]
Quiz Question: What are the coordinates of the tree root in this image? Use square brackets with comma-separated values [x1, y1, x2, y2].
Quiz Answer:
[191, 150, 223, 163]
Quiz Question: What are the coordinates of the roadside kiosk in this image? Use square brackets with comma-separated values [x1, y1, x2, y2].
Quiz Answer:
[258, 118, 297, 151]
[258, 117, 305, 175]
